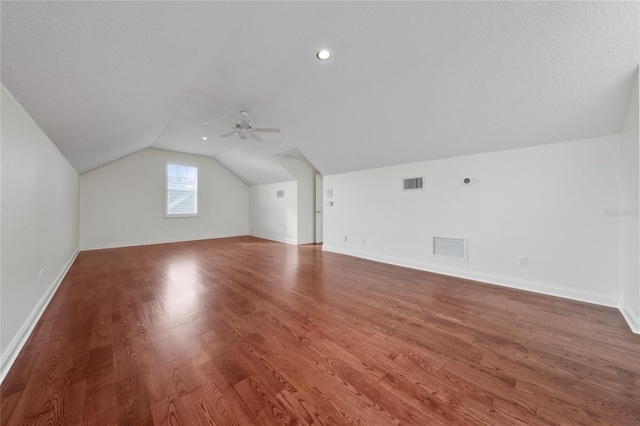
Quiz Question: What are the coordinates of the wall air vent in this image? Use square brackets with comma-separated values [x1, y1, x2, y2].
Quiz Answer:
[276, 190, 284, 198]
[433, 237, 468, 261]
[403, 177, 424, 191]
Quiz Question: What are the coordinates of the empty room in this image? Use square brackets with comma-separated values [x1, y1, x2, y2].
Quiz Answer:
[1, 1, 639, 425]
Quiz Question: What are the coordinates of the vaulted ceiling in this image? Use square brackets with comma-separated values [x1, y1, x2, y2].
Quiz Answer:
[2, 1, 638, 185]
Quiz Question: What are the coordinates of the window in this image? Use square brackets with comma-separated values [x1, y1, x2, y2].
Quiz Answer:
[165, 163, 198, 217]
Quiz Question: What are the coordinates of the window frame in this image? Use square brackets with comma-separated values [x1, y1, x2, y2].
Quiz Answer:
[164, 162, 199, 218]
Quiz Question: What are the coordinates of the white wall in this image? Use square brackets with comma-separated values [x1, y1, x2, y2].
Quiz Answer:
[1, 86, 79, 377]
[620, 68, 640, 333]
[249, 181, 298, 244]
[323, 135, 621, 308]
[80, 148, 249, 249]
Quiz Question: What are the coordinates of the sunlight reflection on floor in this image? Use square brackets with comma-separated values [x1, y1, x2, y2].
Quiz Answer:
[162, 257, 201, 317]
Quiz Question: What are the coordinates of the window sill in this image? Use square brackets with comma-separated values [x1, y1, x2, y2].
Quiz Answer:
[164, 214, 199, 219]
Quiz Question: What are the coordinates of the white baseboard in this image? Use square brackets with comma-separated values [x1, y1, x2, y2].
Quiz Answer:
[249, 232, 297, 245]
[322, 245, 619, 309]
[0, 249, 79, 383]
[81, 232, 249, 251]
[619, 301, 640, 334]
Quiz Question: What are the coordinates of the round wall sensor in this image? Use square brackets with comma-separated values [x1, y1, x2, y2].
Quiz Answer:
[463, 178, 471, 184]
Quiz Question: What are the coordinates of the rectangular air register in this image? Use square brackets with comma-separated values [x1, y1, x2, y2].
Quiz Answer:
[403, 177, 424, 191]
[276, 190, 284, 198]
[433, 237, 468, 261]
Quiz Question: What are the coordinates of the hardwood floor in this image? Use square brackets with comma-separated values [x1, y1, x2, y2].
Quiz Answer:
[2, 236, 639, 425]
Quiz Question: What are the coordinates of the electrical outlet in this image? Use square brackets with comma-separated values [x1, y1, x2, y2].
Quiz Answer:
[362, 238, 366, 245]
[39, 269, 44, 284]
[517, 256, 527, 267]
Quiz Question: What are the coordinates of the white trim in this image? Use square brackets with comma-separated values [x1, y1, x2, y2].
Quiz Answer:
[322, 245, 619, 308]
[249, 233, 297, 245]
[81, 232, 248, 251]
[1, 249, 79, 383]
[619, 300, 640, 334]
[296, 238, 317, 245]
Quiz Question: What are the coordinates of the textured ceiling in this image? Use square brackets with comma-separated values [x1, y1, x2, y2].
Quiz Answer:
[2, 1, 638, 185]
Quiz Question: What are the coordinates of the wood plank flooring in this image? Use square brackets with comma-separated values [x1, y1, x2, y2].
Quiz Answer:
[2, 236, 639, 425]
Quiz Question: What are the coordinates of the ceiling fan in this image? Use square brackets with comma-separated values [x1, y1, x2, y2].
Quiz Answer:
[204, 111, 281, 141]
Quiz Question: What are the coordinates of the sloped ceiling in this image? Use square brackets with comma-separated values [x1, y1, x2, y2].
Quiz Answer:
[1, 1, 638, 185]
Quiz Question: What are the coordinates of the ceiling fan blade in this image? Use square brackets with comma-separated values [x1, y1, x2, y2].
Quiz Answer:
[250, 132, 263, 142]
[204, 122, 231, 127]
[252, 127, 281, 133]
[219, 131, 237, 138]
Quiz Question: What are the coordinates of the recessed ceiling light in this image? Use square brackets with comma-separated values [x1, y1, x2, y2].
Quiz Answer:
[201, 136, 208, 140]
[316, 49, 331, 60]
